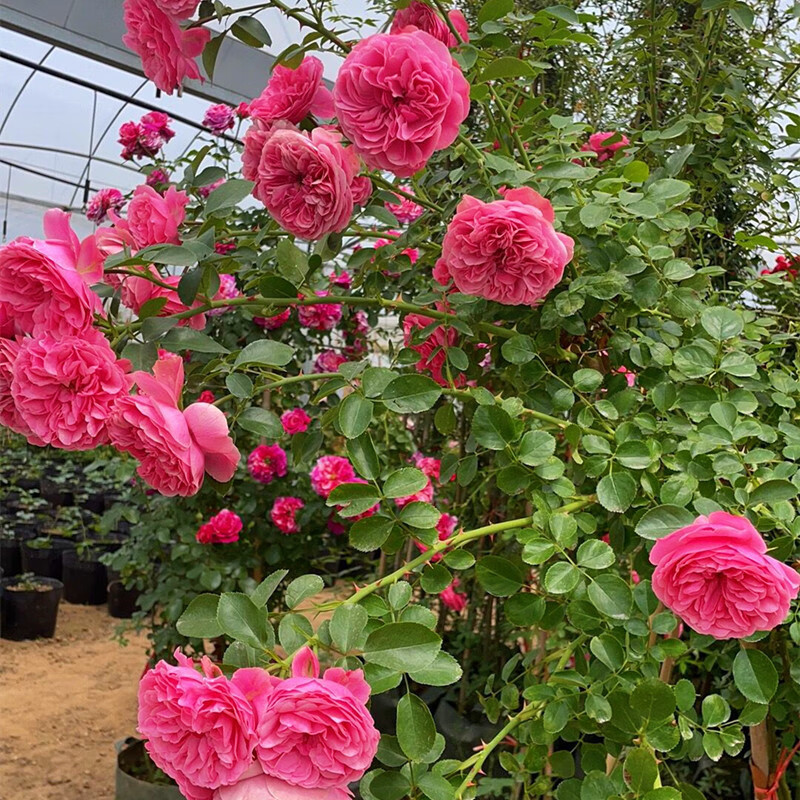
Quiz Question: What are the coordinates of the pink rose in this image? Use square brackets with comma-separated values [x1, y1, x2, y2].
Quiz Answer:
[0, 238, 102, 338]
[86, 188, 125, 223]
[390, 0, 470, 48]
[123, 0, 210, 94]
[247, 444, 288, 485]
[249, 56, 334, 125]
[121, 266, 208, 330]
[109, 352, 240, 496]
[329, 270, 351, 289]
[281, 408, 311, 434]
[138, 651, 270, 790]
[146, 168, 171, 187]
[580, 131, 630, 163]
[204, 103, 236, 135]
[310, 455, 355, 498]
[440, 578, 467, 612]
[333, 30, 470, 177]
[153, 0, 199, 17]
[254, 308, 291, 330]
[120, 184, 189, 248]
[386, 188, 424, 223]
[235, 102, 251, 119]
[208, 274, 242, 316]
[297, 292, 342, 331]
[327, 516, 346, 536]
[11, 330, 129, 451]
[196, 509, 243, 544]
[197, 390, 215, 403]
[255, 647, 379, 791]
[436, 188, 574, 306]
[242, 125, 368, 240]
[271, 496, 305, 534]
[412, 454, 443, 482]
[215, 762, 350, 800]
[403, 310, 465, 387]
[141, 111, 176, 142]
[0, 338, 42, 443]
[649, 511, 800, 639]
[313, 350, 347, 373]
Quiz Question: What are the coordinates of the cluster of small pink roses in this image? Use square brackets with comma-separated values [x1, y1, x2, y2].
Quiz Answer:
[138, 647, 379, 799]
[118, 110, 175, 160]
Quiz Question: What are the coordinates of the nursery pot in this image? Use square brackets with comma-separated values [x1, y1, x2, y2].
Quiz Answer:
[21, 538, 75, 580]
[39, 477, 74, 508]
[0, 576, 63, 640]
[115, 739, 183, 800]
[0, 539, 21, 577]
[107, 575, 141, 619]
[62, 548, 108, 605]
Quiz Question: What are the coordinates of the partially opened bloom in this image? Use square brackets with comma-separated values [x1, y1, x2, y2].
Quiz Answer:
[403, 310, 464, 387]
[440, 578, 467, 612]
[109, 352, 240, 496]
[86, 188, 126, 223]
[580, 131, 630, 163]
[436, 188, 573, 306]
[333, 29, 470, 177]
[255, 647, 379, 791]
[122, 0, 210, 94]
[271, 496, 305, 534]
[649, 511, 800, 639]
[247, 444, 288, 485]
[390, 0, 469, 47]
[196, 509, 243, 544]
[208, 274, 242, 316]
[297, 292, 342, 331]
[204, 103, 236, 135]
[254, 308, 292, 330]
[248, 56, 334, 125]
[281, 408, 311, 434]
[119, 184, 189, 248]
[313, 350, 347, 373]
[310, 455, 355, 498]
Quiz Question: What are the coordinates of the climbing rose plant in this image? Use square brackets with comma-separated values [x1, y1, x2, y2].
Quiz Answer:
[2, 0, 800, 798]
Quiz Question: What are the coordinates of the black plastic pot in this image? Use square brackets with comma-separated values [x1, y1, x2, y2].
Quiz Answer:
[0, 576, 63, 640]
[82, 493, 107, 514]
[63, 548, 108, 605]
[107, 580, 141, 619]
[40, 477, 74, 508]
[115, 738, 183, 800]
[0, 539, 21, 577]
[20, 538, 75, 580]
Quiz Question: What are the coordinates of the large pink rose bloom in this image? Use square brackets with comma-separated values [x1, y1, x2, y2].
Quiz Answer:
[11, 330, 129, 451]
[436, 188, 574, 306]
[390, 0, 470, 48]
[249, 56, 334, 125]
[297, 291, 342, 331]
[121, 266, 208, 330]
[154, 0, 199, 18]
[216, 762, 350, 800]
[310, 455, 356, 498]
[333, 30, 470, 177]
[650, 511, 800, 639]
[109, 352, 240, 496]
[255, 648, 379, 791]
[242, 125, 369, 240]
[138, 651, 272, 791]
[116, 184, 189, 249]
[123, 0, 210, 94]
[247, 444, 287, 485]
[0, 339, 41, 443]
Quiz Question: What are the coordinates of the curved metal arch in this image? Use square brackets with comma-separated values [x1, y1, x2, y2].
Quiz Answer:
[0, 45, 56, 138]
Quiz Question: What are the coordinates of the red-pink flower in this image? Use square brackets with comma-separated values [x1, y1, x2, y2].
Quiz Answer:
[281, 408, 311, 434]
[650, 511, 800, 639]
[121, 265, 208, 330]
[386, 188, 424, 223]
[215, 762, 350, 800]
[403, 310, 464, 387]
[297, 292, 342, 331]
[0, 338, 42, 443]
[249, 56, 334, 125]
[254, 308, 292, 330]
[208, 273, 242, 316]
[86, 188, 125, 223]
[11, 329, 129, 451]
[329, 270, 352, 288]
[762, 253, 800, 279]
[153, 0, 199, 18]
[108, 352, 240, 496]
[440, 578, 467, 612]
[141, 111, 175, 142]
[374, 231, 419, 265]
[197, 390, 215, 403]
[580, 131, 630, 163]
[436, 188, 574, 306]
[196, 509, 243, 544]
[122, 0, 210, 95]
[242, 124, 369, 240]
[247, 443, 288, 485]
[271, 496, 305, 534]
[310, 455, 355, 498]
[204, 103, 235, 135]
[333, 30, 470, 177]
[117, 184, 188, 248]
[390, 0, 470, 47]
[254, 647, 379, 791]
[235, 102, 251, 119]
[138, 651, 271, 790]
[313, 350, 347, 373]
[146, 168, 171, 187]
[412, 453, 442, 482]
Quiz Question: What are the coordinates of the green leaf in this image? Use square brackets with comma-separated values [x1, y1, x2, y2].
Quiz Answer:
[521, 538, 557, 565]
[418, 773, 456, 800]
[234, 339, 295, 368]
[202, 32, 225, 81]
[476, 555, 525, 596]
[237, 407, 283, 439]
[330, 604, 368, 653]
[205, 179, 255, 215]
[590, 633, 625, 670]
[364, 622, 441, 672]
[635, 505, 696, 540]
[501, 335, 536, 364]
[397, 693, 437, 761]
[138, 243, 203, 266]
[278, 612, 312, 654]
[176, 593, 223, 638]
[347, 433, 380, 481]
[477, 0, 513, 26]
[420, 563, 452, 594]
[328, 482, 381, 517]
[480, 56, 535, 81]
[217, 592, 271, 649]
[616, 441, 652, 470]
[701, 694, 730, 726]
[576, 540, 615, 569]
[733, 649, 778, 704]
[472, 405, 516, 450]
[625, 748, 658, 793]
[700, 307, 743, 340]
[579, 203, 611, 228]
[231, 15, 272, 47]
[624, 161, 650, 183]
[251, 569, 288, 607]
[572, 368, 604, 392]
[597, 472, 637, 512]
[226, 373, 253, 399]
[749, 479, 798, 505]
[588, 575, 632, 619]
[384, 468, 428, 499]
[399, 502, 441, 529]
[285, 574, 324, 609]
[370, 771, 412, 800]
[350, 516, 394, 551]
[544, 562, 581, 594]
[383, 375, 442, 413]
[408, 651, 463, 686]
[163, 326, 231, 355]
[223, 641, 262, 668]
[729, 2, 754, 28]
[338, 393, 373, 439]
[630, 678, 676, 729]
[519, 430, 557, 466]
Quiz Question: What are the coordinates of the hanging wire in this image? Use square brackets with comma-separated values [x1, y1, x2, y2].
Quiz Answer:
[2, 163, 11, 243]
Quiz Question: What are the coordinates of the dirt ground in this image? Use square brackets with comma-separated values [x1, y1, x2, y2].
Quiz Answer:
[0, 603, 149, 800]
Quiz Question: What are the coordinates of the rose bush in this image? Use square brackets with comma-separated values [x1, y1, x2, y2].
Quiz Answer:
[1, 0, 799, 798]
